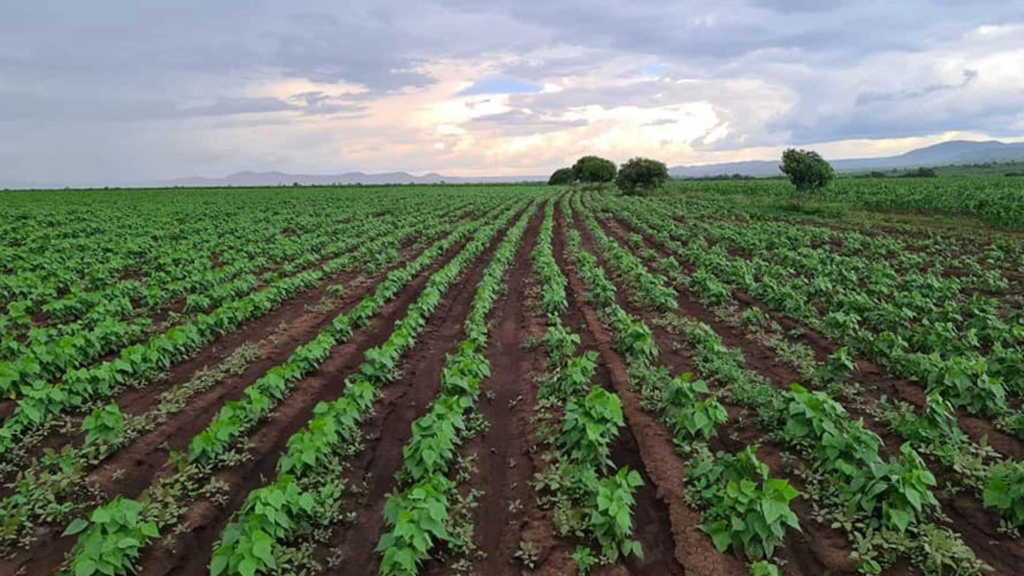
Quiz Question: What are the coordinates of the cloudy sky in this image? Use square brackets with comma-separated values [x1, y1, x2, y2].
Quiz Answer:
[2, 1, 1023, 185]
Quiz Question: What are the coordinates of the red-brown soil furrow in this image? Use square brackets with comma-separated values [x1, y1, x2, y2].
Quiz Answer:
[562, 236, 684, 574]
[158, 227, 507, 576]
[573, 208, 854, 576]
[592, 205, 1024, 575]
[0, 239, 470, 576]
[0, 243, 424, 470]
[93, 245, 458, 498]
[424, 207, 544, 575]
[602, 208, 1024, 461]
[512, 288, 577, 576]
[556, 206, 744, 576]
[511, 206, 635, 576]
[311, 223, 513, 576]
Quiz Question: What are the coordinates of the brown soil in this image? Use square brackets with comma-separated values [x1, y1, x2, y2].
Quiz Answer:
[558, 207, 740, 576]
[0, 238, 466, 576]
[312, 222, 510, 576]
[7, 197, 1022, 576]
[594, 205, 1024, 574]
[429, 208, 545, 576]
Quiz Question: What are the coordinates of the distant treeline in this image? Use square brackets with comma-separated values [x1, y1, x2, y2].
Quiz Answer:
[676, 161, 1024, 182]
[673, 173, 787, 182]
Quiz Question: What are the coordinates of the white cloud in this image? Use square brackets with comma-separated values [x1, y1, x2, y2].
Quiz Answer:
[1, 0, 1023, 184]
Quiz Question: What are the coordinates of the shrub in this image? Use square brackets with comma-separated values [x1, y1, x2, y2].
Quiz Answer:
[572, 156, 617, 186]
[615, 157, 669, 196]
[779, 149, 835, 194]
[548, 167, 575, 185]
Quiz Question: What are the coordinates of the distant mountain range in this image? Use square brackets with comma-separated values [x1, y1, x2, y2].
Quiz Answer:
[5, 139, 1024, 190]
[158, 140, 1024, 186]
[0, 171, 546, 190]
[156, 170, 546, 187]
[669, 140, 1024, 178]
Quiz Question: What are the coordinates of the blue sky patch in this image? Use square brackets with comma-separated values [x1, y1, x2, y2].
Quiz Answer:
[457, 76, 543, 96]
[639, 64, 666, 76]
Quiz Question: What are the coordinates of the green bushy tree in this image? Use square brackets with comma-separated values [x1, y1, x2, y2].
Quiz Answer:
[548, 167, 575, 185]
[615, 157, 669, 196]
[572, 156, 617, 186]
[780, 149, 835, 194]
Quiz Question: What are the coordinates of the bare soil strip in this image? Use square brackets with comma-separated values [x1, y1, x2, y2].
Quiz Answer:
[438, 207, 545, 575]
[555, 207, 740, 576]
[309, 224, 511, 576]
[575, 203, 864, 575]
[0, 238, 468, 576]
[596, 207, 1024, 574]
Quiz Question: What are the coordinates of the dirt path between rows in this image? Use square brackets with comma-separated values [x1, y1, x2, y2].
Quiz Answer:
[324, 219, 515, 576]
[442, 206, 545, 575]
[556, 205, 738, 576]
[592, 199, 1024, 575]
[2, 237, 470, 576]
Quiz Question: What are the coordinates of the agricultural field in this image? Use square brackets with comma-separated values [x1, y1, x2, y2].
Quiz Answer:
[2, 181, 1024, 576]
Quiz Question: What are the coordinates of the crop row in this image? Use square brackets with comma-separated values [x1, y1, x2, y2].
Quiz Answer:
[60, 201, 528, 576]
[528, 199, 645, 571]
[569, 194, 988, 574]
[0, 204, 504, 560]
[375, 203, 535, 575]
[0, 207, 477, 464]
[0, 203, 474, 403]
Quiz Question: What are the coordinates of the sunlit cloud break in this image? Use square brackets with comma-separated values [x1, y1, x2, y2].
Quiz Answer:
[1, 1, 1023, 185]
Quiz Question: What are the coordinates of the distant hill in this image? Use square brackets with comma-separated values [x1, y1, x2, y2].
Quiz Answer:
[158, 170, 546, 187]
[670, 140, 1024, 178]
[6, 139, 1024, 190]
[0, 171, 546, 190]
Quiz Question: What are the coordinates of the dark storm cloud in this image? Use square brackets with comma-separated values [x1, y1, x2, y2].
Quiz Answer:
[856, 69, 979, 105]
[0, 92, 363, 123]
[778, 98, 1023, 145]
[0, 2, 436, 92]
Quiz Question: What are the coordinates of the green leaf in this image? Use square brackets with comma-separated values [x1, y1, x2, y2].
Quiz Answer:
[888, 508, 911, 532]
[709, 524, 732, 552]
[63, 518, 90, 536]
[74, 559, 98, 576]
[210, 554, 228, 576]
[91, 508, 112, 524]
[252, 535, 275, 566]
[762, 499, 790, 526]
[238, 557, 257, 576]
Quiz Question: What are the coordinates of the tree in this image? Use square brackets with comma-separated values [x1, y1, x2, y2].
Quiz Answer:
[615, 157, 669, 196]
[548, 167, 575, 185]
[572, 156, 617, 186]
[902, 167, 937, 178]
[780, 149, 835, 194]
